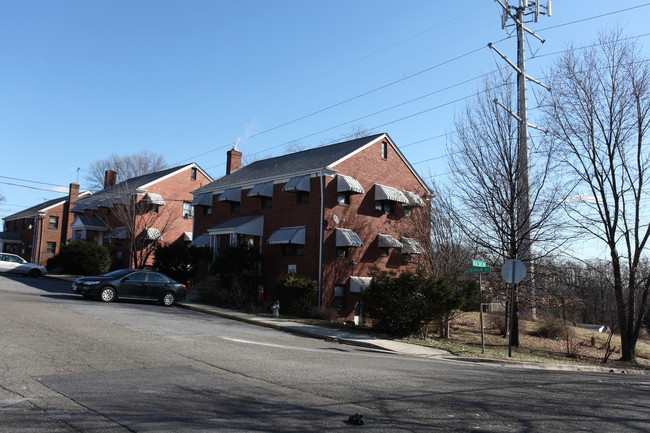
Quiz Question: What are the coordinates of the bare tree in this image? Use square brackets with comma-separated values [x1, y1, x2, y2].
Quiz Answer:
[86, 151, 167, 191]
[443, 73, 564, 344]
[545, 29, 650, 362]
[93, 183, 183, 269]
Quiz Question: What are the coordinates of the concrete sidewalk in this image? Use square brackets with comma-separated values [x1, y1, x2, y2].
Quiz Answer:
[176, 299, 452, 359]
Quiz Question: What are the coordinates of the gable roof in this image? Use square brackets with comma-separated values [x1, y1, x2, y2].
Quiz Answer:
[74, 163, 208, 207]
[193, 134, 387, 195]
[2, 189, 92, 222]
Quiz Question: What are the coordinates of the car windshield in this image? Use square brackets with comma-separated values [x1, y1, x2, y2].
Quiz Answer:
[103, 269, 135, 278]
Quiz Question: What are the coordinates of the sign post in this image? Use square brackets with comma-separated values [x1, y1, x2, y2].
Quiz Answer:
[470, 260, 490, 354]
[502, 259, 526, 357]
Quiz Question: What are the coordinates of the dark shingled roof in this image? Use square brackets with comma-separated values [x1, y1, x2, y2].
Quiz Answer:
[194, 134, 385, 195]
[3, 196, 66, 221]
[74, 164, 192, 206]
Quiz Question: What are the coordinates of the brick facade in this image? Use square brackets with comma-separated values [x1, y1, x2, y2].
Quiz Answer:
[192, 134, 431, 318]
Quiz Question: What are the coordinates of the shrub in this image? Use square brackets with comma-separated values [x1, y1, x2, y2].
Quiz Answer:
[50, 240, 111, 275]
[275, 274, 318, 317]
[153, 242, 211, 284]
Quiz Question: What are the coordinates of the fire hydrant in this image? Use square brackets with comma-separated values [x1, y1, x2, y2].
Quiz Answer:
[271, 301, 280, 318]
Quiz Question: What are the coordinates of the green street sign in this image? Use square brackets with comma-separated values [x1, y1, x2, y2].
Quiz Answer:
[472, 260, 486, 268]
[469, 266, 491, 274]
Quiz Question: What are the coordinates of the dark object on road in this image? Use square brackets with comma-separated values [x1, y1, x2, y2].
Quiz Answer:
[72, 269, 187, 306]
[348, 413, 364, 425]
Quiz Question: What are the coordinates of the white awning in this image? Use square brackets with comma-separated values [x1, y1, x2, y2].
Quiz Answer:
[378, 234, 402, 248]
[145, 193, 166, 206]
[267, 226, 305, 245]
[144, 228, 162, 241]
[375, 184, 408, 204]
[218, 188, 241, 203]
[401, 237, 425, 254]
[283, 175, 311, 193]
[336, 228, 363, 247]
[191, 193, 213, 206]
[402, 190, 425, 207]
[350, 276, 372, 293]
[248, 181, 274, 198]
[106, 227, 127, 239]
[337, 175, 364, 194]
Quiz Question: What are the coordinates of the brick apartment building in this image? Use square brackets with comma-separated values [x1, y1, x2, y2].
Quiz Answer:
[191, 133, 432, 315]
[1, 163, 212, 269]
[70, 163, 212, 268]
[1, 185, 91, 266]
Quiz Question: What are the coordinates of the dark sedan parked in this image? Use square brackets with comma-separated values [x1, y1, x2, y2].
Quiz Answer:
[72, 269, 187, 306]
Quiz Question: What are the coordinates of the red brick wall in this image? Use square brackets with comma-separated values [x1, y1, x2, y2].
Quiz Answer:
[193, 136, 431, 315]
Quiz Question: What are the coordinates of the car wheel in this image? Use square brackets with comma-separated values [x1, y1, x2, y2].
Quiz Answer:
[28, 269, 41, 278]
[162, 292, 176, 306]
[99, 287, 116, 303]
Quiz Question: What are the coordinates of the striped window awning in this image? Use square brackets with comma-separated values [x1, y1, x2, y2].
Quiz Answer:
[336, 228, 363, 247]
[349, 276, 372, 293]
[378, 234, 402, 248]
[337, 175, 364, 194]
[401, 237, 425, 254]
[375, 184, 408, 204]
[283, 175, 311, 193]
[144, 228, 162, 241]
[145, 193, 166, 206]
[267, 226, 305, 245]
[248, 181, 274, 198]
[218, 188, 241, 203]
[191, 193, 213, 206]
[402, 190, 425, 207]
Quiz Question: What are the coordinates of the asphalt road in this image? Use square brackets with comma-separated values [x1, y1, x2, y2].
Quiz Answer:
[1, 274, 648, 432]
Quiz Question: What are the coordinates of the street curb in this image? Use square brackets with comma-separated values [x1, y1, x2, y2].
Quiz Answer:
[176, 302, 389, 351]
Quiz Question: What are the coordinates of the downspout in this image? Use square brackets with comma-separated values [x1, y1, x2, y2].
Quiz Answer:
[31, 214, 39, 263]
[318, 170, 324, 308]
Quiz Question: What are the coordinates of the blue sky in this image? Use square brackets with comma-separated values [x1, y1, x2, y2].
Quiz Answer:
[2, 1, 649, 258]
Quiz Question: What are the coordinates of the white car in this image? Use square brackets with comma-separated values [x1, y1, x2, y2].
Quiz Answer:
[0, 253, 48, 278]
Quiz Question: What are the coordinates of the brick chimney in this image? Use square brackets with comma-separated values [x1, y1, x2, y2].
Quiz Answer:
[226, 145, 242, 175]
[104, 170, 117, 189]
[68, 183, 79, 203]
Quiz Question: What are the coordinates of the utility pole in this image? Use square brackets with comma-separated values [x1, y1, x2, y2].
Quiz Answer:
[489, 0, 551, 345]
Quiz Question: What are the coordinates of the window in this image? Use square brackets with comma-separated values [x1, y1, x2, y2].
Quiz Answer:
[337, 192, 350, 205]
[336, 247, 349, 258]
[379, 247, 390, 257]
[282, 244, 304, 257]
[183, 202, 193, 218]
[46, 242, 56, 255]
[48, 216, 59, 229]
[148, 272, 167, 282]
[404, 207, 412, 217]
[231, 202, 240, 212]
[382, 141, 388, 159]
[261, 196, 272, 208]
[128, 272, 147, 282]
[333, 285, 345, 309]
[191, 167, 197, 180]
[375, 200, 394, 213]
[296, 191, 309, 203]
[204, 206, 212, 215]
[402, 254, 413, 264]
[148, 204, 160, 213]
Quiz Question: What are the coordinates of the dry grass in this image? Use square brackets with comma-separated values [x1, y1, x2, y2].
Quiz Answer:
[408, 312, 650, 370]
